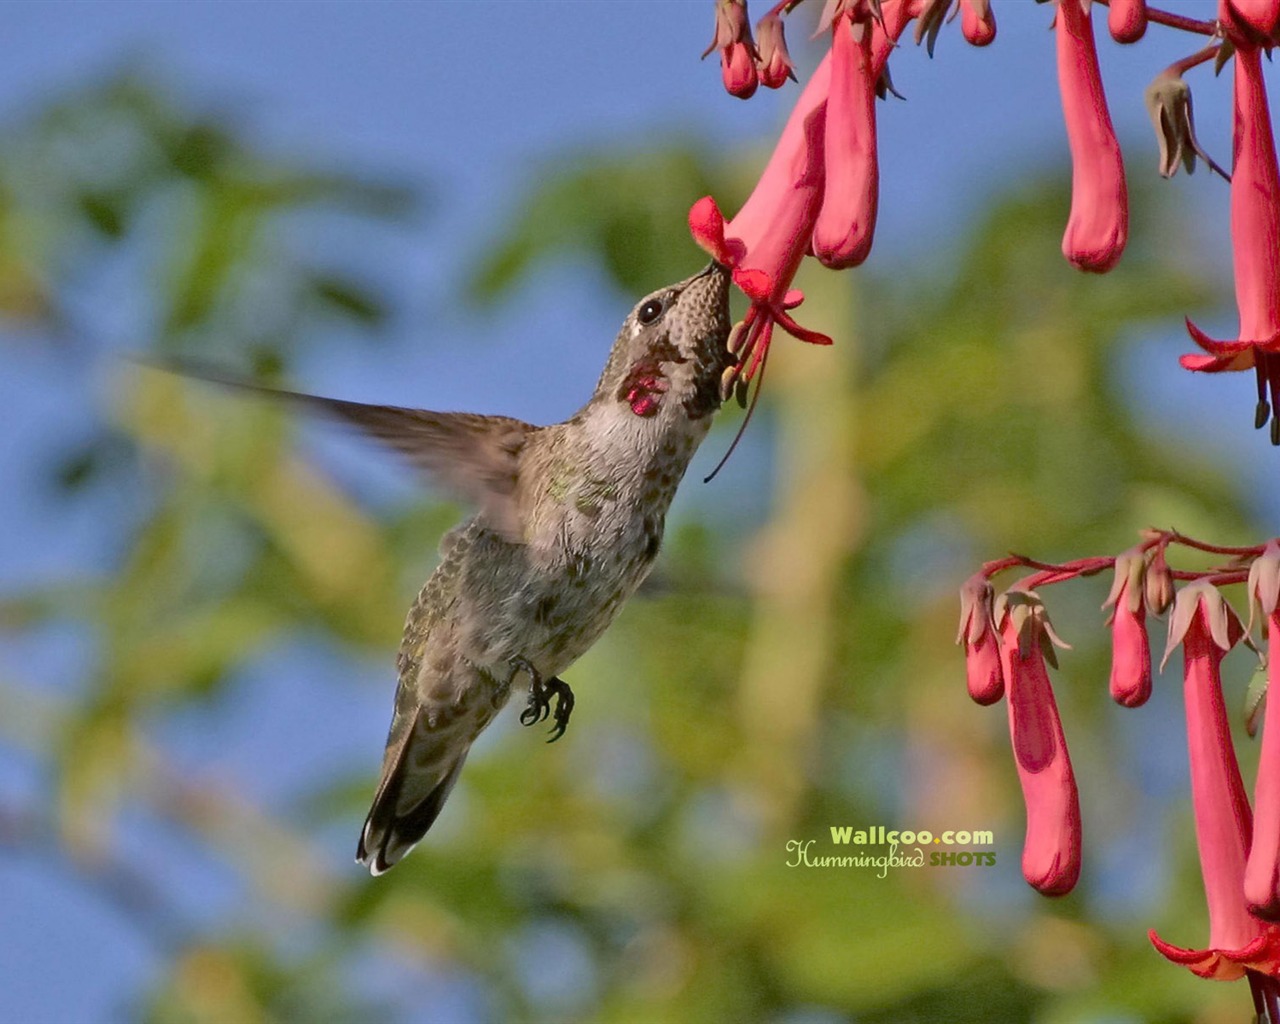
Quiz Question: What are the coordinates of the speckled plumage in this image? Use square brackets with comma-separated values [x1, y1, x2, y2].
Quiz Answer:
[351, 262, 732, 872]
[175, 264, 732, 873]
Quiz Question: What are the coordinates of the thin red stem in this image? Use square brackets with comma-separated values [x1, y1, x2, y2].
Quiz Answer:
[1167, 43, 1221, 79]
[1093, 0, 1217, 36]
[1167, 530, 1268, 558]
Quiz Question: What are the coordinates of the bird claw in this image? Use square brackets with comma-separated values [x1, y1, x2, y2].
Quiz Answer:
[509, 656, 574, 742]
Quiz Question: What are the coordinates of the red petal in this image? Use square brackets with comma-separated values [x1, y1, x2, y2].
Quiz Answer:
[689, 196, 742, 266]
[773, 308, 834, 346]
[732, 267, 776, 302]
[1185, 317, 1256, 356]
[1180, 353, 1238, 373]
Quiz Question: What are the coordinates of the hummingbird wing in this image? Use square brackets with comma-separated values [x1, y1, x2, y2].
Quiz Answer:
[153, 359, 534, 542]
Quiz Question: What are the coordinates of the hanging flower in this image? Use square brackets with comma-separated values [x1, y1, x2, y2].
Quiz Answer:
[1150, 583, 1280, 983]
[995, 587, 1081, 896]
[1055, 0, 1129, 272]
[1181, 43, 1280, 442]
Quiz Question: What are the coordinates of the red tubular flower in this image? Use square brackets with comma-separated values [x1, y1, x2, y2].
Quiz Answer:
[1150, 583, 1280, 981]
[1228, 0, 1280, 39]
[812, 12, 880, 269]
[704, 0, 759, 99]
[689, 1, 916, 403]
[1055, 0, 1129, 273]
[1104, 549, 1152, 708]
[1108, 0, 1147, 44]
[755, 11, 796, 89]
[958, 574, 1004, 705]
[689, 54, 835, 399]
[997, 588, 1081, 897]
[1246, 543, 1280, 919]
[960, 0, 996, 47]
[1181, 44, 1280, 442]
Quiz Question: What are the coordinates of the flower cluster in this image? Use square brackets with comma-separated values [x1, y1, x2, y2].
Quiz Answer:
[960, 533, 1280, 1011]
[694, 0, 1280, 444]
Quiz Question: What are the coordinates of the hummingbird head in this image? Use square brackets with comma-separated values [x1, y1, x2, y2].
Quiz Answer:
[594, 262, 732, 422]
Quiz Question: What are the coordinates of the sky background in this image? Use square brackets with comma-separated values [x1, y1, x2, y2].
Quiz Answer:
[0, 2, 1267, 1020]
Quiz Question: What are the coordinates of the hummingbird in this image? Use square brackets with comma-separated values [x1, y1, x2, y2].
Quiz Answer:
[166, 262, 733, 874]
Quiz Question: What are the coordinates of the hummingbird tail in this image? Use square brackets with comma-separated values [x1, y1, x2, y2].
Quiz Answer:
[356, 742, 469, 876]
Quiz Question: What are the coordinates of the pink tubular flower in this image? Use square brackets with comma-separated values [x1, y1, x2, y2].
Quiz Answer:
[689, 54, 835, 399]
[1104, 549, 1152, 708]
[996, 588, 1081, 897]
[958, 574, 1004, 705]
[755, 10, 796, 89]
[1246, 543, 1280, 919]
[1054, 0, 1129, 273]
[704, 0, 759, 99]
[1181, 43, 1280, 442]
[690, 1, 917, 407]
[812, 12, 880, 269]
[1228, 0, 1280, 39]
[1108, 0, 1147, 44]
[960, 0, 996, 47]
[1150, 583, 1280, 983]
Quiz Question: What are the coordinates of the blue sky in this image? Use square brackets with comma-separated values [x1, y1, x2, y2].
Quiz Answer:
[0, 2, 1264, 1020]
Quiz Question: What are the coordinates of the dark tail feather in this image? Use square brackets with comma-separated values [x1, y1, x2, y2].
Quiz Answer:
[357, 748, 469, 876]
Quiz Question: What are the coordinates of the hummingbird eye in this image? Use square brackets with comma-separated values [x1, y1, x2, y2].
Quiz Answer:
[637, 298, 666, 325]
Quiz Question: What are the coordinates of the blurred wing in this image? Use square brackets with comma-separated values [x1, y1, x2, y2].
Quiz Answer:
[155, 359, 534, 541]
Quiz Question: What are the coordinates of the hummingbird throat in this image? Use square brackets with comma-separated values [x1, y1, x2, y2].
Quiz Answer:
[620, 365, 668, 417]
[617, 338, 686, 418]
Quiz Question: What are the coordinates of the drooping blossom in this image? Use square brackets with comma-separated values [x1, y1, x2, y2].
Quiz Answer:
[957, 574, 1004, 705]
[1181, 42, 1280, 442]
[689, 52, 836, 402]
[959, 0, 996, 47]
[1246, 543, 1280, 919]
[995, 587, 1081, 897]
[690, 2, 919, 404]
[812, 9, 880, 269]
[1055, 0, 1129, 272]
[704, 0, 759, 99]
[1108, 0, 1147, 44]
[755, 10, 796, 89]
[1149, 582, 1280, 986]
[1103, 548, 1152, 708]
[1226, 0, 1280, 41]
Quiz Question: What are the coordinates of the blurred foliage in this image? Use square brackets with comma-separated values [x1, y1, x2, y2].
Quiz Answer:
[0, 67, 1268, 1024]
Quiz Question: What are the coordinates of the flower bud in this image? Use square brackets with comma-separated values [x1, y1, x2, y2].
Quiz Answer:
[960, 0, 996, 46]
[1108, 0, 1147, 43]
[755, 12, 796, 89]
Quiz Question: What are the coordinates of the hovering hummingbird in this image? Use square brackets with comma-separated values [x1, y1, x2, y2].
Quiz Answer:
[167, 261, 733, 874]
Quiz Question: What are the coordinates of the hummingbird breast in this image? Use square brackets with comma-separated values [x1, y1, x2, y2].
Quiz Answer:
[445, 407, 708, 684]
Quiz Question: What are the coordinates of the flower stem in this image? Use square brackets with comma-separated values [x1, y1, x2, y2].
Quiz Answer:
[1167, 530, 1267, 558]
[1167, 43, 1222, 79]
[1093, 0, 1218, 36]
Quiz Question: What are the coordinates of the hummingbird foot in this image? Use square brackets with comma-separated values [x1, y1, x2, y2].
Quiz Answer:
[509, 656, 575, 743]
